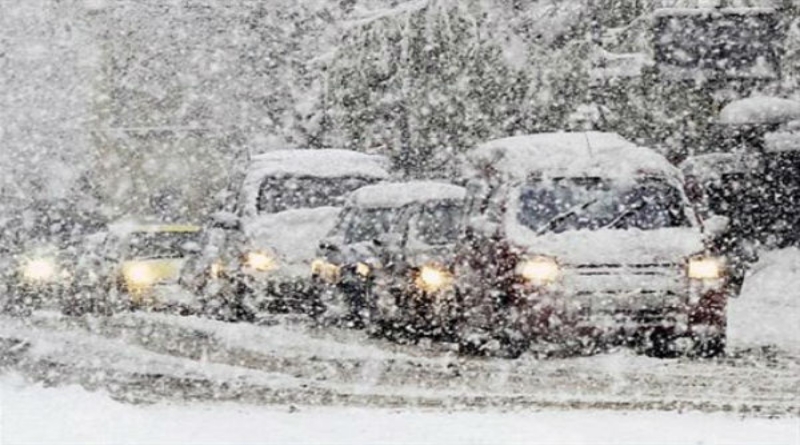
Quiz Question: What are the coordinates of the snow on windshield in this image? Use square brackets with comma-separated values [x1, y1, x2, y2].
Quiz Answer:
[343, 207, 400, 244]
[257, 176, 374, 214]
[518, 177, 690, 233]
[414, 201, 464, 245]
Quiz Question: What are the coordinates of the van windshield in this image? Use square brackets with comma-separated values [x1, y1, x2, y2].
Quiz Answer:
[517, 178, 689, 234]
[257, 176, 374, 214]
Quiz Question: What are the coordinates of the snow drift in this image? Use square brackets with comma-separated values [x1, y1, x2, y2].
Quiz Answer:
[728, 248, 800, 353]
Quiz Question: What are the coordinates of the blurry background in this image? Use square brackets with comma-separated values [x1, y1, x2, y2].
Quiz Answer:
[1, 0, 798, 222]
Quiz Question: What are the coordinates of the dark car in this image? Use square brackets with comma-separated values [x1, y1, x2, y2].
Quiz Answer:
[1, 201, 106, 316]
[683, 99, 800, 249]
[312, 180, 466, 337]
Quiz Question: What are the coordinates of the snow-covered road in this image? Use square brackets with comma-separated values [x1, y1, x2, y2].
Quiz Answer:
[2, 248, 799, 443]
[2, 371, 797, 445]
[1, 310, 797, 417]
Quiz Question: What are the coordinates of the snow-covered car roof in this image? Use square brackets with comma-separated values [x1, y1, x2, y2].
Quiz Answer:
[653, 7, 777, 17]
[347, 181, 466, 209]
[467, 132, 680, 182]
[764, 129, 800, 153]
[719, 97, 800, 126]
[679, 153, 760, 180]
[245, 149, 390, 183]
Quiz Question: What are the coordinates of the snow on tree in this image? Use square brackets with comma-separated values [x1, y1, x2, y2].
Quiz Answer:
[322, 0, 600, 179]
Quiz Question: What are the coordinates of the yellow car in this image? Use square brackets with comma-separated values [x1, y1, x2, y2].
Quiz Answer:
[98, 222, 203, 311]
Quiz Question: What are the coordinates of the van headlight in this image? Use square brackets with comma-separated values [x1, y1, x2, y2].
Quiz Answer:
[414, 265, 454, 293]
[22, 258, 58, 282]
[311, 259, 341, 283]
[123, 262, 156, 288]
[516, 257, 559, 285]
[688, 257, 723, 280]
[355, 262, 371, 278]
[244, 251, 278, 272]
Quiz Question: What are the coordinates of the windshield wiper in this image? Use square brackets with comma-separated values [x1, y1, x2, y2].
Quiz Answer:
[599, 201, 646, 230]
[536, 199, 599, 235]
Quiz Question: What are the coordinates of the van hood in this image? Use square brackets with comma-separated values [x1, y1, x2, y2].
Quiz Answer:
[506, 224, 705, 265]
[244, 207, 341, 267]
[330, 241, 456, 269]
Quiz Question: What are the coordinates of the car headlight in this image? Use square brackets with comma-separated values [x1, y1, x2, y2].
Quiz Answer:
[516, 257, 559, 285]
[123, 262, 156, 288]
[209, 261, 224, 279]
[355, 262, 371, 278]
[688, 257, 723, 280]
[22, 258, 58, 282]
[244, 251, 277, 272]
[311, 258, 341, 283]
[414, 265, 453, 293]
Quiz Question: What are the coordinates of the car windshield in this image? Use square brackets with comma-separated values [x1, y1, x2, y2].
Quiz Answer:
[343, 208, 401, 244]
[257, 176, 374, 214]
[415, 201, 463, 245]
[517, 177, 689, 234]
[127, 231, 202, 259]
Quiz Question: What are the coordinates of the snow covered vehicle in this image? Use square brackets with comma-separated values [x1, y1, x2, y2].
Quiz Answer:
[191, 149, 390, 320]
[2, 243, 76, 316]
[0, 202, 106, 316]
[84, 222, 203, 313]
[682, 97, 800, 249]
[454, 132, 734, 358]
[312, 181, 466, 335]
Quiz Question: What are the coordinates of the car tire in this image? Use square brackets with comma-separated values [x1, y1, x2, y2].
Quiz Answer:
[643, 327, 682, 358]
[496, 336, 530, 359]
[690, 332, 726, 358]
[644, 329, 726, 359]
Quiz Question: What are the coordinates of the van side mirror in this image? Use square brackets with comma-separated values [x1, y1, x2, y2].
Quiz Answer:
[372, 233, 403, 249]
[210, 211, 241, 231]
[318, 240, 340, 253]
[469, 215, 500, 237]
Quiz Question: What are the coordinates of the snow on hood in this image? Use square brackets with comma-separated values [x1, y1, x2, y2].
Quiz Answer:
[244, 207, 341, 270]
[719, 97, 800, 126]
[506, 225, 705, 265]
[503, 194, 704, 265]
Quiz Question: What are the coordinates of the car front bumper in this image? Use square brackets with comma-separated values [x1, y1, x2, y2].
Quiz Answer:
[371, 279, 460, 337]
[459, 285, 728, 344]
[209, 272, 317, 313]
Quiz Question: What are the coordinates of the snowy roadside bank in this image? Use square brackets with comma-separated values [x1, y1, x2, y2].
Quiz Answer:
[1, 311, 798, 417]
[1, 373, 797, 445]
[728, 248, 800, 353]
